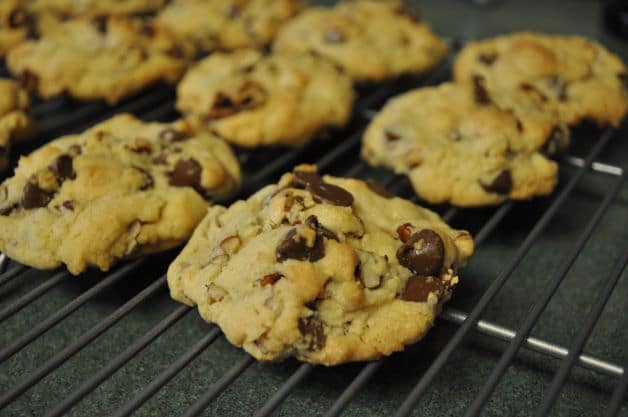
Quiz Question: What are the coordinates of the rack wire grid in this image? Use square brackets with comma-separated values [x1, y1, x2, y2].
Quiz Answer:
[1, 33, 628, 417]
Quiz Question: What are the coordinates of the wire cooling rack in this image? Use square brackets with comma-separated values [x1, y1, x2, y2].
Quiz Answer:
[0, 39, 627, 417]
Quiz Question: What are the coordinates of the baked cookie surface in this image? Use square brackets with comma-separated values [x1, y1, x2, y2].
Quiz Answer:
[0, 114, 241, 275]
[177, 49, 355, 147]
[0, 0, 36, 58]
[25, 0, 167, 16]
[273, 0, 447, 82]
[6, 16, 192, 104]
[454, 32, 628, 127]
[167, 165, 474, 365]
[0, 79, 35, 173]
[362, 83, 562, 207]
[157, 0, 301, 55]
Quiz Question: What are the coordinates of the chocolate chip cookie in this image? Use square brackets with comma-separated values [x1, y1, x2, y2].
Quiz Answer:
[0, 114, 241, 275]
[6, 16, 192, 104]
[176, 49, 355, 147]
[454, 32, 628, 127]
[0, 79, 35, 173]
[25, 0, 167, 16]
[273, 0, 447, 82]
[167, 165, 474, 365]
[0, 0, 37, 58]
[362, 82, 563, 207]
[157, 0, 301, 55]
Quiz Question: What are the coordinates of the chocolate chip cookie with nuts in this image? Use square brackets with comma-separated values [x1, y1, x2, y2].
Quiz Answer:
[362, 82, 564, 207]
[0, 114, 241, 275]
[6, 15, 194, 104]
[176, 49, 355, 148]
[454, 32, 628, 127]
[157, 0, 302, 56]
[25, 0, 168, 17]
[273, 0, 447, 82]
[0, 78, 35, 174]
[167, 165, 474, 365]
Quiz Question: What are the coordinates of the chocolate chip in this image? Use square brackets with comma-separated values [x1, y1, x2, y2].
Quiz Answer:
[298, 316, 326, 350]
[159, 128, 187, 143]
[260, 273, 283, 286]
[62, 200, 74, 211]
[140, 23, 155, 37]
[0, 204, 17, 216]
[478, 52, 497, 66]
[153, 153, 168, 165]
[22, 182, 53, 209]
[129, 143, 152, 154]
[49, 154, 75, 182]
[134, 166, 154, 191]
[92, 16, 108, 34]
[385, 130, 401, 142]
[366, 180, 394, 199]
[401, 275, 444, 302]
[519, 82, 548, 102]
[396, 229, 444, 276]
[309, 181, 354, 206]
[618, 72, 628, 91]
[547, 75, 568, 101]
[276, 228, 325, 263]
[169, 158, 202, 188]
[515, 119, 524, 133]
[472, 75, 491, 105]
[305, 215, 338, 241]
[18, 69, 38, 91]
[8, 8, 31, 28]
[292, 170, 322, 189]
[209, 93, 238, 119]
[542, 126, 568, 155]
[480, 170, 512, 194]
[396, 223, 413, 243]
[324, 27, 346, 43]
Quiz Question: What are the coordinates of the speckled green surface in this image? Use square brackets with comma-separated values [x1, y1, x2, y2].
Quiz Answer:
[2, 1, 628, 416]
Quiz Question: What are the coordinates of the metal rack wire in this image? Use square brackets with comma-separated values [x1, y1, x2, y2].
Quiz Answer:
[0, 43, 627, 417]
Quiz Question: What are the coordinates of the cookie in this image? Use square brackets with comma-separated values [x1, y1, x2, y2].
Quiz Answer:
[453, 32, 628, 127]
[362, 82, 563, 207]
[273, 0, 447, 82]
[0, 114, 241, 275]
[0, 0, 36, 58]
[0, 79, 35, 173]
[176, 49, 355, 148]
[157, 0, 301, 55]
[6, 16, 192, 104]
[25, 0, 167, 16]
[167, 165, 474, 365]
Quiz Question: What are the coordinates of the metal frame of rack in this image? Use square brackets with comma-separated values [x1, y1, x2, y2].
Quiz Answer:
[0, 40, 627, 417]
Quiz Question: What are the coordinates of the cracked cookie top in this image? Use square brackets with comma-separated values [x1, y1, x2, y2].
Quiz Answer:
[167, 165, 473, 365]
[0, 114, 241, 274]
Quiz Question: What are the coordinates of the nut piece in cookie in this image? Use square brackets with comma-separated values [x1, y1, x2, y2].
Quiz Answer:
[453, 32, 628, 127]
[362, 82, 562, 207]
[167, 165, 474, 365]
[0, 78, 36, 173]
[274, 0, 447, 82]
[157, 0, 302, 56]
[0, 114, 241, 274]
[6, 16, 193, 104]
[177, 49, 355, 148]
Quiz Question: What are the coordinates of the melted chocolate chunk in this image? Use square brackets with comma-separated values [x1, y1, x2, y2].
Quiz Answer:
[324, 27, 346, 43]
[209, 93, 238, 119]
[366, 180, 395, 199]
[298, 316, 326, 350]
[480, 170, 512, 195]
[134, 166, 154, 191]
[0, 204, 17, 216]
[276, 228, 325, 262]
[62, 200, 74, 211]
[260, 273, 283, 286]
[159, 127, 187, 143]
[305, 215, 338, 241]
[92, 16, 108, 34]
[18, 69, 38, 91]
[478, 52, 497, 66]
[542, 127, 568, 155]
[396, 229, 444, 276]
[472, 75, 491, 105]
[8, 8, 31, 28]
[401, 275, 444, 302]
[308, 181, 354, 206]
[169, 158, 201, 188]
[396, 223, 413, 243]
[49, 155, 75, 182]
[22, 182, 53, 209]
[292, 170, 322, 189]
